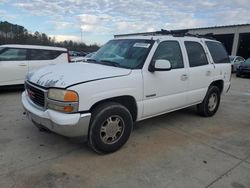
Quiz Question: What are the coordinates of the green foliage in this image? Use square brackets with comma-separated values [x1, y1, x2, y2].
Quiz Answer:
[0, 21, 99, 52]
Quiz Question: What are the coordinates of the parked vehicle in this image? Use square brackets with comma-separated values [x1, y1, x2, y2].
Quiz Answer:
[236, 58, 250, 77]
[22, 34, 231, 154]
[0, 44, 69, 86]
[229, 55, 245, 72]
[69, 51, 88, 62]
[81, 52, 95, 62]
[70, 52, 95, 63]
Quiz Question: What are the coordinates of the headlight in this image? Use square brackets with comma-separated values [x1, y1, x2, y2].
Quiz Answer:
[47, 89, 79, 113]
[48, 89, 78, 102]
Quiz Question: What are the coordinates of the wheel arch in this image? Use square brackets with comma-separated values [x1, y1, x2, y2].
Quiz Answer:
[209, 80, 224, 94]
[89, 95, 138, 122]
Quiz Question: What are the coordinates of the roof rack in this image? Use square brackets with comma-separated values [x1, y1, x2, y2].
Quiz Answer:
[155, 29, 215, 39]
[114, 29, 215, 40]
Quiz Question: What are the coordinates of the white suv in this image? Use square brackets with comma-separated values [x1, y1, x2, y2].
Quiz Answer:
[0, 44, 69, 86]
[22, 33, 231, 153]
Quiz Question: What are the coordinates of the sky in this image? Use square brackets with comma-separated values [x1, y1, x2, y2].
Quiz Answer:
[0, 0, 250, 45]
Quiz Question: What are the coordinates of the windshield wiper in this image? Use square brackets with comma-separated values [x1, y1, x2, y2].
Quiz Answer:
[86, 58, 97, 62]
[99, 60, 121, 67]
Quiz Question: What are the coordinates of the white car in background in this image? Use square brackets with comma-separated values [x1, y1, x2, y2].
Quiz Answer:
[0, 44, 69, 87]
[70, 52, 95, 63]
[229, 55, 245, 72]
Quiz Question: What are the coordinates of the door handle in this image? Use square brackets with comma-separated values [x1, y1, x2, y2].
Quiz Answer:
[181, 74, 188, 81]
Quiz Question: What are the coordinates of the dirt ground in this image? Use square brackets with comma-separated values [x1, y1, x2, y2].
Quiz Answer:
[0, 75, 249, 188]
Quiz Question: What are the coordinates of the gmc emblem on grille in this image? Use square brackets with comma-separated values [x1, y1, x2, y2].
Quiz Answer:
[27, 88, 35, 99]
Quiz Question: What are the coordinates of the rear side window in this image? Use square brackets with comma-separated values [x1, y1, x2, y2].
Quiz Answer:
[29, 49, 64, 60]
[152, 41, 184, 69]
[206, 41, 230, 64]
[0, 48, 27, 61]
[185, 41, 208, 67]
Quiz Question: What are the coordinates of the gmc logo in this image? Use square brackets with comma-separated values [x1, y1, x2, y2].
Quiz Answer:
[27, 88, 35, 99]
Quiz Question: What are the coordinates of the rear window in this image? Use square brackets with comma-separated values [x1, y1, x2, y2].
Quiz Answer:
[29, 49, 64, 60]
[206, 41, 230, 64]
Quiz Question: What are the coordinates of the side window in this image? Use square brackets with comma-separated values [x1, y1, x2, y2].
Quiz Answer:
[185, 41, 208, 67]
[205, 41, 230, 64]
[29, 49, 62, 60]
[0, 48, 27, 61]
[152, 41, 184, 69]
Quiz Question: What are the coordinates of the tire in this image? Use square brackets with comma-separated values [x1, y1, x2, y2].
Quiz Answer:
[88, 102, 133, 154]
[197, 86, 221, 117]
[236, 72, 241, 77]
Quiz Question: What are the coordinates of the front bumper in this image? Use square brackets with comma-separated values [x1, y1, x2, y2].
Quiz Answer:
[22, 92, 91, 137]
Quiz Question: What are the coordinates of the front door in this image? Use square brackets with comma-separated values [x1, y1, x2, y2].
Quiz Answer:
[142, 40, 189, 118]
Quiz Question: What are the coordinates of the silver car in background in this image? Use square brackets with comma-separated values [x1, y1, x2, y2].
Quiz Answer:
[229, 55, 245, 72]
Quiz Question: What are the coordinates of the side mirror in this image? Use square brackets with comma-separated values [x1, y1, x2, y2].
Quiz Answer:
[149, 59, 172, 72]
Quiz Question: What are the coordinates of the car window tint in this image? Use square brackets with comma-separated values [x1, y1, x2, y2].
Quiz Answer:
[29, 49, 62, 60]
[205, 41, 230, 64]
[0, 48, 27, 61]
[185, 41, 208, 67]
[152, 41, 184, 69]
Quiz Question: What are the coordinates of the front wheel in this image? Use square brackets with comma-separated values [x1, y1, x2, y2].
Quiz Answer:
[88, 102, 133, 154]
[197, 86, 221, 117]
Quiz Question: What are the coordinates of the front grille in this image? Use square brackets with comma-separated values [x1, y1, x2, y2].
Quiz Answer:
[25, 82, 45, 108]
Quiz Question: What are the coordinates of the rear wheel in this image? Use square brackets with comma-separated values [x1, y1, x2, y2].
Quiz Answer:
[88, 102, 133, 154]
[197, 86, 221, 117]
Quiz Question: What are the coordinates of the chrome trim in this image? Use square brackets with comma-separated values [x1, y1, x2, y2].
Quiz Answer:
[25, 81, 48, 110]
[26, 94, 46, 111]
[25, 81, 47, 92]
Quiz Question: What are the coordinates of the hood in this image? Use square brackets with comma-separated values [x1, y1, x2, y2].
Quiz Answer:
[27, 63, 131, 88]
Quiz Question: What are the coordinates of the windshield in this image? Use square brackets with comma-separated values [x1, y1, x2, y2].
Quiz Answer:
[90, 39, 154, 69]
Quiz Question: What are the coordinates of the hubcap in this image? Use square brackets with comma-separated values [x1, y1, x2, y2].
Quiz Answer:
[100, 115, 124, 144]
[208, 93, 218, 111]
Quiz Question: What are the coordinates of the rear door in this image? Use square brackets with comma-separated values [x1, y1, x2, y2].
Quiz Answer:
[205, 41, 231, 92]
[184, 41, 214, 104]
[0, 48, 28, 86]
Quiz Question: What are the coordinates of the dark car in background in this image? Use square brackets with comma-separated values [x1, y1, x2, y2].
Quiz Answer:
[236, 58, 250, 77]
